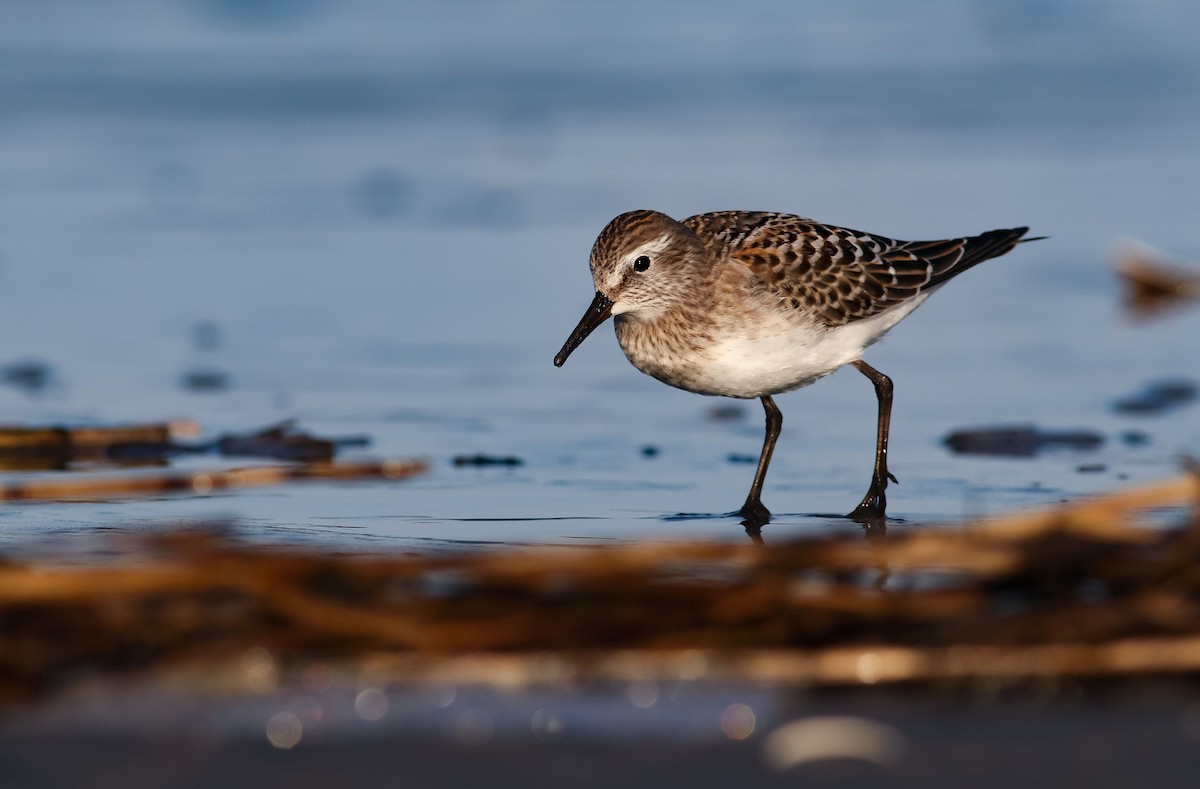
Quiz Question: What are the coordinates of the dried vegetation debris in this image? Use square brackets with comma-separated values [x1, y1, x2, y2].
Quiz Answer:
[0, 419, 370, 471]
[1, 473, 1199, 701]
[1117, 244, 1200, 321]
[0, 458, 425, 503]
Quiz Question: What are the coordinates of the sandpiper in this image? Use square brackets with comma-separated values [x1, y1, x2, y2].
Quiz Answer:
[553, 210, 1034, 525]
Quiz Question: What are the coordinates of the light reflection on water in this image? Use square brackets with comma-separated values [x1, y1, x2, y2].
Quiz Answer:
[0, 1, 1197, 557]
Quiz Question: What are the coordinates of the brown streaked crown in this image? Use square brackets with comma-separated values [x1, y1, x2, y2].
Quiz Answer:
[589, 209, 668, 268]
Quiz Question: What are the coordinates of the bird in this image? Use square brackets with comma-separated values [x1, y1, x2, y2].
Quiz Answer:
[553, 209, 1034, 526]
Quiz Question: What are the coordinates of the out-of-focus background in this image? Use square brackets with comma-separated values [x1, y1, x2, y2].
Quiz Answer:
[0, 0, 1198, 544]
[3, 3, 1200, 785]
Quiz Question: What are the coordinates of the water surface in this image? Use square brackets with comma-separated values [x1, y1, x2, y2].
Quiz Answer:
[0, 0, 1198, 556]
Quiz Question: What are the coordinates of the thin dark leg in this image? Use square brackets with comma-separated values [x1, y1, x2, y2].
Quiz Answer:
[848, 359, 899, 521]
[737, 395, 782, 526]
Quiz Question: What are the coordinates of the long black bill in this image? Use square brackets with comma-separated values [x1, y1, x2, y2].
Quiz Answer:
[553, 291, 614, 367]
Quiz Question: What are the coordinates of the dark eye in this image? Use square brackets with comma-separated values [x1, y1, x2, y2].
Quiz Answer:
[633, 255, 651, 272]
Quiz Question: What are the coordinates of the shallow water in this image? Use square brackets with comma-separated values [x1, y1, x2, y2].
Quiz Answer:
[0, 0, 1198, 558]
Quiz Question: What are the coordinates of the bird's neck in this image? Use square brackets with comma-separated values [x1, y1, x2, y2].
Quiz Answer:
[615, 296, 716, 363]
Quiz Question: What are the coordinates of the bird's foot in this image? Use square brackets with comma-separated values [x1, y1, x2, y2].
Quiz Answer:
[847, 471, 896, 523]
[735, 498, 772, 529]
[847, 497, 885, 523]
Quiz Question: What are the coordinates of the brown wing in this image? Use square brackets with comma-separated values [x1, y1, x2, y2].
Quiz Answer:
[687, 212, 1029, 326]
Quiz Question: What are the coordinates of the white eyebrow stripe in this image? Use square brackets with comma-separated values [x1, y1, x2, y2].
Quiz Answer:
[624, 236, 673, 260]
[603, 235, 673, 292]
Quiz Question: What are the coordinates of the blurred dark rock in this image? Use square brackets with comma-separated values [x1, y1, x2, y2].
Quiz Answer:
[1113, 378, 1197, 415]
[181, 367, 230, 393]
[1120, 430, 1150, 447]
[1, 359, 53, 395]
[453, 454, 524, 468]
[943, 426, 1104, 457]
[215, 421, 347, 463]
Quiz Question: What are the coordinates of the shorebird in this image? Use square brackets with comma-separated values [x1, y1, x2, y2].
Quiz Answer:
[554, 210, 1033, 525]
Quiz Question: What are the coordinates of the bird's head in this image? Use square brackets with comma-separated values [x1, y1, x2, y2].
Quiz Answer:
[554, 210, 707, 367]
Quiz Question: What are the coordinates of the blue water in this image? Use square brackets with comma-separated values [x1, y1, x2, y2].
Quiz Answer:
[0, 0, 1198, 555]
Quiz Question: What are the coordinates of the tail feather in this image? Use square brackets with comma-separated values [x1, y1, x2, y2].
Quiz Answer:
[926, 226, 1031, 289]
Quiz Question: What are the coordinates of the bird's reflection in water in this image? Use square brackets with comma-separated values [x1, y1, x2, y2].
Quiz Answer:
[740, 511, 892, 589]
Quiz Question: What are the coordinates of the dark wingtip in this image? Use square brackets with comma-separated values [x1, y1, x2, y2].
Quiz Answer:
[999, 226, 1031, 241]
[553, 354, 567, 368]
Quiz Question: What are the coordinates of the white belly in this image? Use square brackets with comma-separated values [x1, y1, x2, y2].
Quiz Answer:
[685, 297, 928, 398]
